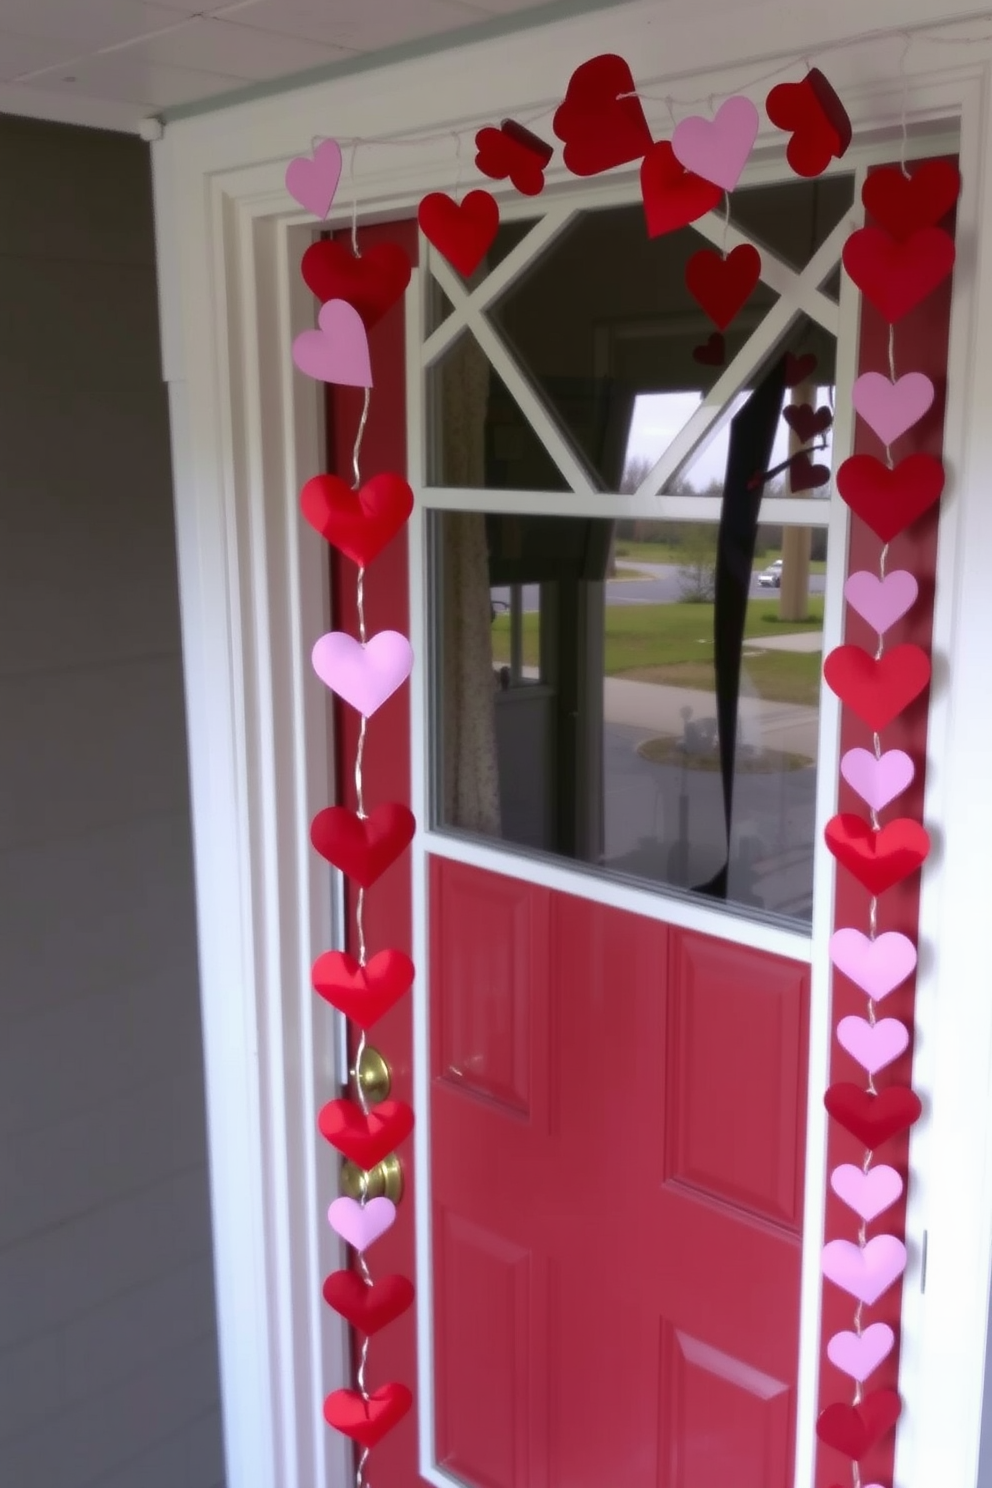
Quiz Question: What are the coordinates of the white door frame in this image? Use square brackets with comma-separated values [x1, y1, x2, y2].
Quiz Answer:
[151, 5, 992, 1485]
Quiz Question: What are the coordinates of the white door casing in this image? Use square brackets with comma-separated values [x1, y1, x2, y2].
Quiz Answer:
[151, 5, 992, 1485]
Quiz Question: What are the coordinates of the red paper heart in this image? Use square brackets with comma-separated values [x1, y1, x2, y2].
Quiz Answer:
[843, 225, 955, 322]
[783, 403, 833, 442]
[685, 244, 761, 330]
[324, 1383, 413, 1448]
[312, 948, 414, 1029]
[475, 121, 552, 196]
[785, 351, 817, 387]
[823, 645, 931, 730]
[552, 53, 653, 177]
[836, 452, 945, 542]
[766, 69, 851, 178]
[311, 804, 415, 889]
[692, 332, 725, 367]
[640, 141, 723, 238]
[301, 472, 413, 568]
[323, 1271, 415, 1334]
[318, 1097, 415, 1169]
[825, 1084, 922, 1149]
[825, 814, 931, 896]
[816, 1389, 902, 1459]
[789, 452, 830, 493]
[300, 241, 412, 327]
[862, 160, 961, 240]
[418, 190, 499, 277]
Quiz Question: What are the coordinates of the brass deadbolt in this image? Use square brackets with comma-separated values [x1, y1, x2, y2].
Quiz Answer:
[340, 1153, 404, 1204]
[353, 1045, 391, 1105]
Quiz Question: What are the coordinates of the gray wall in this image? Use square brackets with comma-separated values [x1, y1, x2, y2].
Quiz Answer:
[0, 114, 224, 1488]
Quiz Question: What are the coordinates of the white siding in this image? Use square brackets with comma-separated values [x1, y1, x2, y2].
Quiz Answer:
[0, 115, 223, 1488]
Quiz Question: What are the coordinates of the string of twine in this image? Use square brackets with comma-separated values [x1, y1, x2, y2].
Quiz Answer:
[306, 21, 991, 166]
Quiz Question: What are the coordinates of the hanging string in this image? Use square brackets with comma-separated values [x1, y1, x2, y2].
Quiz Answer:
[350, 141, 363, 258]
[721, 192, 731, 257]
[898, 33, 913, 178]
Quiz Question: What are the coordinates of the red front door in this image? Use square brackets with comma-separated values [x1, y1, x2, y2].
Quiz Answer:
[327, 216, 813, 1488]
[431, 859, 808, 1488]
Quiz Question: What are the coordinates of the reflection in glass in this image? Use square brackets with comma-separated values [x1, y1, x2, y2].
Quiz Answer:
[434, 512, 825, 926]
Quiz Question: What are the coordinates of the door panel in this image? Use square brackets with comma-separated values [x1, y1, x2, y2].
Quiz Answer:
[430, 856, 809, 1487]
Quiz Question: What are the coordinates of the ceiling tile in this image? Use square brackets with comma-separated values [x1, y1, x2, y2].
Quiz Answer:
[18, 52, 247, 106]
[0, 29, 78, 80]
[211, 0, 498, 52]
[126, 16, 353, 78]
[0, 0, 188, 50]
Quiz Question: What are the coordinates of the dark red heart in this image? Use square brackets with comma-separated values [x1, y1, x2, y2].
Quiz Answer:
[310, 804, 415, 889]
[300, 241, 412, 328]
[825, 1084, 922, 1149]
[836, 452, 944, 542]
[783, 403, 833, 442]
[552, 53, 653, 177]
[685, 244, 761, 330]
[785, 351, 817, 387]
[843, 225, 955, 322]
[312, 948, 414, 1029]
[692, 332, 725, 367]
[318, 1097, 415, 1169]
[418, 190, 499, 277]
[324, 1383, 413, 1448]
[823, 644, 931, 731]
[475, 121, 552, 196]
[789, 452, 830, 493]
[862, 160, 961, 240]
[766, 69, 851, 178]
[300, 472, 413, 568]
[640, 140, 723, 238]
[323, 1271, 415, 1335]
[816, 1389, 901, 1459]
[825, 814, 931, 895]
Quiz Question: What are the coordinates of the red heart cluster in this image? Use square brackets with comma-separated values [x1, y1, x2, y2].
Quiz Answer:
[475, 120, 553, 196]
[553, 53, 653, 177]
[640, 141, 722, 238]
[418, 189, 500, 277]
[824, 1083, 923, 1149]
[311, 803, 416, 888]
[823, 645, 931, 731]
[685, 244, 761, 331]
[323, 1270, 415, 1334]
[825, 814, 930, 896]
[301, 240, 411, 328]
[766, 68, 851, 178]
[301, 472, 414, 568]
[816, 1389, 901, 1458]
[312, 948, 414, 1029]
[324, 1383, 413, 1448]
[318, 1096, 415, 1169]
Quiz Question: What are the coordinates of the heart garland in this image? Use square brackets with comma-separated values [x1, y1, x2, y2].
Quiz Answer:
[284, 152, 417, 1482]
[817, 153, 957, 1483]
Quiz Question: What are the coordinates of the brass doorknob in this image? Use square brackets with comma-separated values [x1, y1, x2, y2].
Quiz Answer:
[341, 1153, 404, 1204]
[353, 1045, 391, 1105]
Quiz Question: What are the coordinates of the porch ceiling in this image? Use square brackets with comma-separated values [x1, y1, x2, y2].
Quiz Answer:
[0, 0, 620, 135]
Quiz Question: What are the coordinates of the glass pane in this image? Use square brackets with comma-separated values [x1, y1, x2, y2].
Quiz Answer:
[427, 178, 852, 495]
[433, 508, 826, 928]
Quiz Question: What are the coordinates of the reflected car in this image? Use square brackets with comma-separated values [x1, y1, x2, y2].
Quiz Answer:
[757, 558, 783, 588]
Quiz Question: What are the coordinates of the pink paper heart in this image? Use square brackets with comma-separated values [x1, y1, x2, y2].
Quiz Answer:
[821, 1235, 907, 1305]
[837, 1015, 910, 1075]
[841, 747, 915, 812]
[830, 929, 917, 1000]
[844, 569, 919, 633]
[285, 138, 343, 219]
[831, 1163, 904, 1222]
[852, 371, 935, 446]
[672, 95, 759, 192]
[293, 299, 373, 388]
[312, 630, 413, 716]
[827, 1322, 895, 1382]
[327, 1195, 396, 1252]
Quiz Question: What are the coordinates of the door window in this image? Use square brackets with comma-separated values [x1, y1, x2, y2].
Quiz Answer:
[423, 177, 852, 929]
